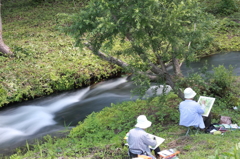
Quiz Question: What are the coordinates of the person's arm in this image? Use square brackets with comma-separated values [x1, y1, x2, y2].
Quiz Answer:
[196, 104, 205, 114]
[143, 133, 157, 147]
[200, 104, 205, 111]
[200, 100, 206, 110]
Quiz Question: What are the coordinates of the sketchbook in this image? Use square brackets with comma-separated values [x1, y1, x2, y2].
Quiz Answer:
[197, 96, 215, 117]
[158, 149, 180, 159]
[148, 134, 165, 149]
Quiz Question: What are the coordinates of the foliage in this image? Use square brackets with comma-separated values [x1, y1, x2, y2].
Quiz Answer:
[31, 0, 53, 3]
[69, 92, 181, 139]
[201, 0, 239, 16]
[198, 0, 240, 53]
[215, 0, 239, 15]
[30, 0, 89, 6]
[0, 85, 8, 106]
[216, 18, 240, 32]
[153, 92, 181, 126]
[209, 65, 235, 96]
[176, 64, 240, 107]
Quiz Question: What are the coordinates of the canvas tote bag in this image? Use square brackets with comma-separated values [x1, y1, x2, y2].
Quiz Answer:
[219, 116, 232, 124]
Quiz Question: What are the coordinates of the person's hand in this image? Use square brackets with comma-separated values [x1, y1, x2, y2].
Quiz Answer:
[201, 100, 206, 105]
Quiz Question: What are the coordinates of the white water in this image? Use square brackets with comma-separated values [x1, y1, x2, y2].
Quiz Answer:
[0, 77, 171, 150]
[0, 86, 90, 147]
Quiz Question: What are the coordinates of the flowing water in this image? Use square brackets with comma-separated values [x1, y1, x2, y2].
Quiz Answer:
[181, 51, 240, 76]
[0, 77, 172, 153]
[0, 51, 239, 153]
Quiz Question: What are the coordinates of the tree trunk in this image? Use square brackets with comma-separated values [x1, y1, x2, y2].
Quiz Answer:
[165, 73, 184, 100]
[0, 2, 12, 55]
[173, 58, 183, 77]
[85, 42, 186, 99]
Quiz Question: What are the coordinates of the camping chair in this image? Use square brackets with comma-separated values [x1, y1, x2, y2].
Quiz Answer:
[185, 126, 200, 136]
[128, 149, 151, 159]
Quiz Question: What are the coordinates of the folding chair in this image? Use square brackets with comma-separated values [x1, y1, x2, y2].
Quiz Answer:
[185, 126, 200, 136]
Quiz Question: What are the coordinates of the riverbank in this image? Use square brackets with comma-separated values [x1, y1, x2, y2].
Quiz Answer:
[0, 128, 72, 157]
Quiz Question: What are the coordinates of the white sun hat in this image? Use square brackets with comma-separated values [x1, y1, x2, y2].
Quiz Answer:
[184, 87, 197, 99]
[135, 115, 152, 129]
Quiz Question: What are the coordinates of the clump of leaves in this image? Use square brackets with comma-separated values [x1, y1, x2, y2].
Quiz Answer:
[202, 0, 239, 16]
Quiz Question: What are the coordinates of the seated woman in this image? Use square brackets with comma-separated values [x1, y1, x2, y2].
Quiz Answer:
[127, 115, 160, 159]
[179, 87, 211, 130]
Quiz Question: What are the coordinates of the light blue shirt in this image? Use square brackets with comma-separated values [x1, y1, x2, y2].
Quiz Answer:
[179, 99, 205, 129]
[128, 128, 156, 158]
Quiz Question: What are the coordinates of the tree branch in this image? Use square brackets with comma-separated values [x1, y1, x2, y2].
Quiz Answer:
[84, 42, 129, 68]
[84, 42, 162, 81]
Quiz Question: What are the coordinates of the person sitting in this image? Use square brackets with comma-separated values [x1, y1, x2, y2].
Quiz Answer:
[179, 87, 206, 129]
[127, 115, 160, 159]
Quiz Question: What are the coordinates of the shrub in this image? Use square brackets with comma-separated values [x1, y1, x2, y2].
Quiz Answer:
[214, 18, 240, 33]
[216, 0, 239, 15]
[203, 0, 239, 15]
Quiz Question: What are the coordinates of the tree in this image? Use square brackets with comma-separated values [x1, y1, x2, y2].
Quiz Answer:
[0, 1, 12, 55]
[65, 0, 214, 99]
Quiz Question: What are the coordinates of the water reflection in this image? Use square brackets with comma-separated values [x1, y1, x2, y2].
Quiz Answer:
[181, 51, 240, 76]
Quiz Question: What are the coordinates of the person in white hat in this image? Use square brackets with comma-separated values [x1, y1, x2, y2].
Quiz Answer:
[179, 87, 205, 129]
[127, 115, 160, 159]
